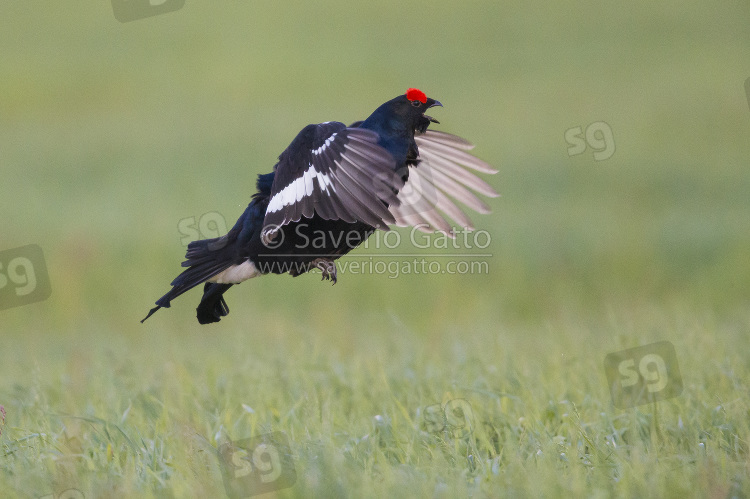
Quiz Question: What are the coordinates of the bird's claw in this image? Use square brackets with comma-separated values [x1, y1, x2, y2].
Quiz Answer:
[312, 258, 337, 285]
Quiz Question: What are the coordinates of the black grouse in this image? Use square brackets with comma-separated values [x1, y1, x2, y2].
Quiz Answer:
[142, 89, 499, 324]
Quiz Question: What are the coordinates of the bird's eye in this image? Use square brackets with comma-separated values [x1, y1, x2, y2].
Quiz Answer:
[411, 100, 421, 107]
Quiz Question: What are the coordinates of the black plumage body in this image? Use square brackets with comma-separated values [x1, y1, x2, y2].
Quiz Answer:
[254, 218, 374, 275]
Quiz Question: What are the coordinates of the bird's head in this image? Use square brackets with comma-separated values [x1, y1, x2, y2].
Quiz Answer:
[392, 88, 443, 133]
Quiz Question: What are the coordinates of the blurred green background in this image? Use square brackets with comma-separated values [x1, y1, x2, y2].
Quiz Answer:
[1, 1, 749, 497]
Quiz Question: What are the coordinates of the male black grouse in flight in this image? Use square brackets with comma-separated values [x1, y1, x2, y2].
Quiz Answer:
[142, 89, 499, 324]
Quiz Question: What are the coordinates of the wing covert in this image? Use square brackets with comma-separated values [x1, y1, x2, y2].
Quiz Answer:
[262, 123, 404, 244]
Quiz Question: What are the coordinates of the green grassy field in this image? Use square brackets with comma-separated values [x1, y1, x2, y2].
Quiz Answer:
[2, 1, 749, 497]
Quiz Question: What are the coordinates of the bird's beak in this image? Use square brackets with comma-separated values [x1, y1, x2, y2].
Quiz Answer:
[424, 99, 442, 124]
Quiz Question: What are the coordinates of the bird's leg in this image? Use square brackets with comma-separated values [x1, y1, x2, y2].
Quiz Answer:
[311, 258, 337, 285]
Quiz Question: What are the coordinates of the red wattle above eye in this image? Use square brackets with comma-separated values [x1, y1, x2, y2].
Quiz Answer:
[405, 88, 427, 104]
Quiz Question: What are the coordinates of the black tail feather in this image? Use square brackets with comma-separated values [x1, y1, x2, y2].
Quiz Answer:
[141, 236, 233, 323]
[196, 283, 233, 324]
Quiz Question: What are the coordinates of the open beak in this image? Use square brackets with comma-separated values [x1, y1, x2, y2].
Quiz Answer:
[424, 100, 443, 124]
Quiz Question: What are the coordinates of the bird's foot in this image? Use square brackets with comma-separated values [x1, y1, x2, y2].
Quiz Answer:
[312, 258, 337, 285]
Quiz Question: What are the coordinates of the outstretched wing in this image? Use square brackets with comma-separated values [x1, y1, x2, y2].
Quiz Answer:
[388, 130, 499, 235]
[262, 122, 403, 243]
